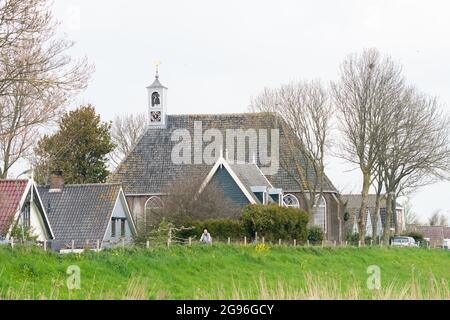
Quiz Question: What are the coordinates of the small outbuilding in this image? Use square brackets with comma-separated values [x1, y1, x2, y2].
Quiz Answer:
[0, 179, 54, 243]
[38, 174, 136, 252]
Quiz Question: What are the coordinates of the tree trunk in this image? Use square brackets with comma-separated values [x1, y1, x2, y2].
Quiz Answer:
[382, 193, 393, 243]
[373, 193, 381, 242]
[392, 196, 399, 235]
[0, 152, 10, 179]
[358, 172, 371, 244]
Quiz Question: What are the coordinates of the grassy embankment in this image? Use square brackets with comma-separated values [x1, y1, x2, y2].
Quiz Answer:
[0, 244, 449, 299]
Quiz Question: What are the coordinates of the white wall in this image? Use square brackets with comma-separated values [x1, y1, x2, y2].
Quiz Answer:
[103, 194, 134, 245]
[29, 200, 49, 241]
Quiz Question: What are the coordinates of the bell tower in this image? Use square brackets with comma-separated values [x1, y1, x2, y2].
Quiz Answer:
[147, 62, 167, 128]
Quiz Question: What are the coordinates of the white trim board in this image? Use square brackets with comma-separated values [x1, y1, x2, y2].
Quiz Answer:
[199, 156, 258, 204]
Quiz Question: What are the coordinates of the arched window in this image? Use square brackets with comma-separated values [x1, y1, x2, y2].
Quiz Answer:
[145, 196, 163, 211]
[313, 195, 327, 232]
[144, 196, 163, 225]
[283, 194, 300, 208]
[151, 92, 160, 106]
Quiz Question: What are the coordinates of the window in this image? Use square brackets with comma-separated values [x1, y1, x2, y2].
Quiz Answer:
[145, 196, 164, 210]
[313, 195, 327, 232]
[22, 202, 31, 229]
[111, 218, 116, 237]
[121, 219, 126, 237]
[144, 196, 164, 225]
[283, 194, 300, 208]
[151, 92, 160, 106]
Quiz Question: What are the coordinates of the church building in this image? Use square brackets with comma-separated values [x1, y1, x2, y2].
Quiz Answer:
[111, 70, 344, 242]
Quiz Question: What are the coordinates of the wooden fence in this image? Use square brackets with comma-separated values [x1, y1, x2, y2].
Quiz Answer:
[1, 235, 444, 252]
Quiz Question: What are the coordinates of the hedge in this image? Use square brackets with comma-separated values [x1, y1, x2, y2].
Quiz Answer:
[176, 218, 245, 241]
[307, 226, 324, 244]
[242, 204, 309, 242]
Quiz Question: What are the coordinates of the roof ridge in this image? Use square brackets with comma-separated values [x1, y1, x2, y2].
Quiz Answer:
[39, 182, 122, 188]
[167, 112, 268, 117]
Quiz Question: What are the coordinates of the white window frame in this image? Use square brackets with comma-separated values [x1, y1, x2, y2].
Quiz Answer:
[283, 194, 300, 208]
[313, 194, 327, 233]
[144, 196, 164, 211]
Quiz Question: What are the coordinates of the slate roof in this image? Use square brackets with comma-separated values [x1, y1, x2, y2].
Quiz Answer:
[411, 225, 450, 246]
[38, 184, 122, 248]
[228, 162, 273, 203]
[341, 194, 402, 210]
[111, 113, 337, 195]
[0, 180, 28, 236]
[341, 194, 403, 232]
[229, 162, 272, 188]
[147, 76, 167, 89]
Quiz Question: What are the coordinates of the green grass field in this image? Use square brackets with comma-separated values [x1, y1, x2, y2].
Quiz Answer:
[0, 244, 449, 299]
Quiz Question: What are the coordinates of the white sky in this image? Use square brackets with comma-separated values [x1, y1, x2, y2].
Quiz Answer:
[48, 0, 450, 222]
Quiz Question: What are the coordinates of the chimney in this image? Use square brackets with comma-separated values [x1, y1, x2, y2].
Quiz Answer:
[49, 171, 64, 192]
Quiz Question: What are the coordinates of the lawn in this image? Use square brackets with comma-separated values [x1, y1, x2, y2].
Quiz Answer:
[0, 244, 449, 299]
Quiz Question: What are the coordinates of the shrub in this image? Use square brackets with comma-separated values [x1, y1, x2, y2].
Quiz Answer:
[307, 226, 324, 244]
[134, 219, 174, 246]
[401, 231, 425, 243]
[346, 233, 373, 245]
[176, 218, 245, 241]
[242, 204, 309, 242]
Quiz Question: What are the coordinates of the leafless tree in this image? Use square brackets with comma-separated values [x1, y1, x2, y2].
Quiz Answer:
[428, 211, 449, 227]
[109, 113, 148, 168]
[379, 88, 450, 239]
[402, 198, 419, 227]
[144, 169, 241, 229]
[371, 167, 384, 239]
[251, 80, 333, 219]
[331, 48, 405, 242]
[0, 0, 93, 178]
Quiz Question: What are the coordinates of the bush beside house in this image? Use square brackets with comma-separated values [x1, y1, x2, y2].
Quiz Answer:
[242, 204, 309, 242]
[177, 218, 245, 241]
[307, 226, 324, 244]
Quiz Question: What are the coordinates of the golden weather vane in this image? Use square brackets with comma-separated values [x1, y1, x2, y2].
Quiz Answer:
[154, 60, 162, 78]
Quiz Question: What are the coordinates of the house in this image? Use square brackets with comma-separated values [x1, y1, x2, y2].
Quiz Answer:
[111, 71, 344, 241]
[38, 174, 136, 251]
[0, 179, 54, 242]
[341, 194, 405, 237]
[199, 156, 283, 206]
[409, 225, 450, 247]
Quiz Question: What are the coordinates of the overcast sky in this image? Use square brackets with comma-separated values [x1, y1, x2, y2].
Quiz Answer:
[49, 0, 450, 222]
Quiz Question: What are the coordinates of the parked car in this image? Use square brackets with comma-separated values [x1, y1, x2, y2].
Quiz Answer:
[392, 236, 417, 247]
[443, 239, 450, 250]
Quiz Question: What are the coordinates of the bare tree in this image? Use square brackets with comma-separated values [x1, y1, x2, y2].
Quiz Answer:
[109, 113, 148, 168]
[379, 88, 450, 239]
[251, 80, 333, 219]
[402, 198, 419, 227]
[144, 169, 241, 229]
[371, 166, 384, 239]
[428, 211, 449, 227]
[332, 48, 405, 243]
[0, 0, 93, 178]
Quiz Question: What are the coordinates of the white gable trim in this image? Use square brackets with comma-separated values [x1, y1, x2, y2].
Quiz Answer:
[254, 164, 274, 189]
[119, 188, 137, 236]
[31, 182, 55, 239]
[101, 187, 137, 242]
[6, 180, 54, 240]
[199, 156, 257, 204]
